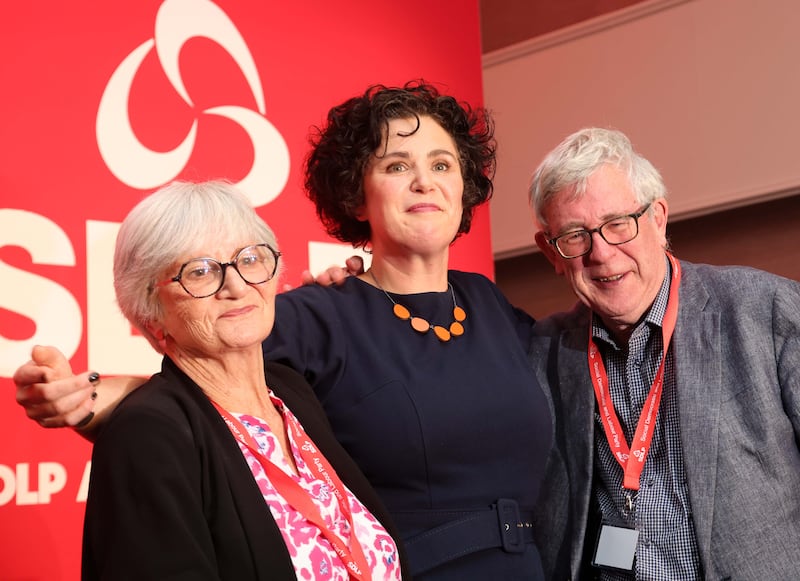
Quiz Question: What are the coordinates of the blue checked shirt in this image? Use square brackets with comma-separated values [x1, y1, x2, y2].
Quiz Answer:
[591, 259, 702, 580]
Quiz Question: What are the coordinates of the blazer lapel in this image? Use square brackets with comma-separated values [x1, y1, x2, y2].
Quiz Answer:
[672, 265, 721, 567]
[557, 322, 597, 574]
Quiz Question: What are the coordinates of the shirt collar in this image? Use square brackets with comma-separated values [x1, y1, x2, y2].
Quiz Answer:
[591, 254, 672, 348]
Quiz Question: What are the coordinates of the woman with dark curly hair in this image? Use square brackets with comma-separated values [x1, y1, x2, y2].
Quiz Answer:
[263, 81, 553, 579]
[15, 81, 553, 580]
[304, 82, 495, 249]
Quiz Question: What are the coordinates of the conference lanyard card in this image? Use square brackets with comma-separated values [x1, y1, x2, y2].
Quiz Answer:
[591, 523, 639, 572]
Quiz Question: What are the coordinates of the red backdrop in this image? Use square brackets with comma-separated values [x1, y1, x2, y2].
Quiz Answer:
[0, 1, 491, 578]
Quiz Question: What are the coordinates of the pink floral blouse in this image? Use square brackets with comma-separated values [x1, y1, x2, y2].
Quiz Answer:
[234, 396, 401, 580]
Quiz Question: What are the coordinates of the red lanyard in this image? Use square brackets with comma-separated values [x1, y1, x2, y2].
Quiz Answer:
[212, 399, 372, 580]
[587, 253, 681, 491]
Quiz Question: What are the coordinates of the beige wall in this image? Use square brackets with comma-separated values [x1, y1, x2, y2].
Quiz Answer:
[483, 0, 800, 259]
[495, 194, 800, 319]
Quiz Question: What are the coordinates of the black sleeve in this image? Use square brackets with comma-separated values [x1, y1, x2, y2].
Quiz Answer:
[82, 402, 221, 580]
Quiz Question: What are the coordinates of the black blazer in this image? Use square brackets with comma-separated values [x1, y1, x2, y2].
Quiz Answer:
[82, 358, 408, 580]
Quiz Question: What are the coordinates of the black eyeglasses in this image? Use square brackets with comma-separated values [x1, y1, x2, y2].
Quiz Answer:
[547, 203, 651, 259]
[155, 244, 281, 298]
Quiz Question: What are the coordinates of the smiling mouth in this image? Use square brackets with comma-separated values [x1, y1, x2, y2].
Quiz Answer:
[597, 274, 624, 283]
[407, 203, 440, 212]
[223, 306, 254, 317]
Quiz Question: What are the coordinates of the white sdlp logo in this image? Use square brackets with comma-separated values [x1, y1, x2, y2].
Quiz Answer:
[0, 462, 91, 506]
[96, 0, 290, 206]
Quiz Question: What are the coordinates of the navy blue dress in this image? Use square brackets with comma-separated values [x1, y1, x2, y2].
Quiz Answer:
[264, 271, 552, 579]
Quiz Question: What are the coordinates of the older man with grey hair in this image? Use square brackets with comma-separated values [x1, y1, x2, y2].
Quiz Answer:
[529, 127, 800, 580]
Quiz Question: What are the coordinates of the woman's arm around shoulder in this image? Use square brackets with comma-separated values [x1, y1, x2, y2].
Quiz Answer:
[13, 345, 146, 441]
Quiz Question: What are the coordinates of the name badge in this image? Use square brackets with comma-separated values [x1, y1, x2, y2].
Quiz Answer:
[592, 524, 639, 572]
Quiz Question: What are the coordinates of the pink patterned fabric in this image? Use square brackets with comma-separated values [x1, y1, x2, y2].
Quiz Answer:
[234, 394, 401, 580]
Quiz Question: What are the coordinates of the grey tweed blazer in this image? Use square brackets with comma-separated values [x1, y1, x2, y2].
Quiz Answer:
[530, 260, 800, 581]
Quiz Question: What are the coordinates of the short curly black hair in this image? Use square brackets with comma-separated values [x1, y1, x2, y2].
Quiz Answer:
[304, 80, 496, 248]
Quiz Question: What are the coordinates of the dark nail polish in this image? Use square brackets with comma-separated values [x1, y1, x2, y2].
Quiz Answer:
[75, 411, 95, 429]
[88, 372, 100, 383]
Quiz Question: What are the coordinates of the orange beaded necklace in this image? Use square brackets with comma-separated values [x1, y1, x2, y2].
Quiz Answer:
[369, 270, 467, 342]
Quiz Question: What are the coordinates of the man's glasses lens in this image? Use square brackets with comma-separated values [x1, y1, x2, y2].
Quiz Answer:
[552, 205, 649, 259]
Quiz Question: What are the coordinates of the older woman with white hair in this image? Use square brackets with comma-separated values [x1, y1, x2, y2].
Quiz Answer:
[81, 180, 404, 580]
